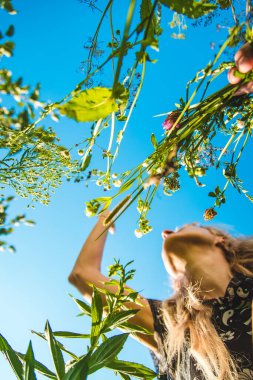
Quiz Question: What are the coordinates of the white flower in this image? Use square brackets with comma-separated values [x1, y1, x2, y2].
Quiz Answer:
[78, 149, 84, 156]
[113, 179, 122, 187]
[134, 229, 143, 238]
[237, 120, 245, 129]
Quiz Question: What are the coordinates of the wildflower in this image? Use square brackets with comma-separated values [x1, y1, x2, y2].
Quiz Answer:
[78, 149, 84, 156]
[164, 174, 180, 192]
[60, 150, 70, 159]
[203, 207, 217, 221]
[162, 111, 181, 131]
[113, 179, 122, 187]
[237, 120, 245, 129]
[137, 199, 150, 214]
[85, 200, 100, 217]
[134, 229, 143, 238]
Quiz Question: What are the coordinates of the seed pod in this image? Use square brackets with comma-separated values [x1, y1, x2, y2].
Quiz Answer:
[103, 195, 131, 226]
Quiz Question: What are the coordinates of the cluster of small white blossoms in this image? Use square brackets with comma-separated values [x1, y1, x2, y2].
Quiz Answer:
[134, 199, 152, 238]
[91, 169, 122, 190]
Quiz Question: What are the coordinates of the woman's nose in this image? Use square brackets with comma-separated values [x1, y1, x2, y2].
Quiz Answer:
[161, 229, 174, 239]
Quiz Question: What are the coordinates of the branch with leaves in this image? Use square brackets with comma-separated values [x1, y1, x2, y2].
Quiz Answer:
[0, 260, 157, 379]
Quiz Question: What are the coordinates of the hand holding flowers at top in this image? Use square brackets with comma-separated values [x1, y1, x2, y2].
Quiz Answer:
[228, 42, 253, 95]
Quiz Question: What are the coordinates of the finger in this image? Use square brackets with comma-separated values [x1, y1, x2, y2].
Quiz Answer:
[236, 43, 253, 73]
[227, 67, 242, 84]
[233, 81, 253, 96]
[234, 48, 243, 64]
[109, 225, 115, 235]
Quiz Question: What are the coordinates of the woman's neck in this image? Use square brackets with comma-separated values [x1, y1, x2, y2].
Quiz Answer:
[180, 245, 233, 300]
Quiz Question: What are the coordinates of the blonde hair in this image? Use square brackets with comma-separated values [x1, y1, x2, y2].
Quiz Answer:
[161, 225, 253, 380]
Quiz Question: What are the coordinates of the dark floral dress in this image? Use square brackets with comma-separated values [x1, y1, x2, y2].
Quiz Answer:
[148, 272, 253, 379]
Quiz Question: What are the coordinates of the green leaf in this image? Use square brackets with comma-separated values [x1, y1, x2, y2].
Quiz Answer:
[45, 321, 65, 379]
[81, 153, 92, 171]
[150, 133, 157, 149]
[116, 178, 135, 195]
[5, 24, 14, 36]
[88, 334, 129, 374]
[106, 359, 157, 379]
[1, 0, 16, 14]
[57, 88, 118, 122]
[0, 334, 23, 379]
[17, 352, 57, 379]
[31, 330, 78, 360]
[69, 294, 91, 316]
[140, 0, 157, 39]
[102, 310, 139, 332]
[63, 355, 90, 380]
[217, 0, 230, 9]
[119, 322, 152, 335]
[52, 331, 90, 339]
[23, 341, 37, 380]
[90, 287, 103, 346]
[118, 372, 131, 380]
[245, 193, 253, 202]
[160, 0, 216, 18]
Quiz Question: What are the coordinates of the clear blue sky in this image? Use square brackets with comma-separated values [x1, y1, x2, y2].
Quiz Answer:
[1, 1, 253, 379]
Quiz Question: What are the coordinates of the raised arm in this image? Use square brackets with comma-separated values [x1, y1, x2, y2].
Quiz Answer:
[68, 212, 158, 353]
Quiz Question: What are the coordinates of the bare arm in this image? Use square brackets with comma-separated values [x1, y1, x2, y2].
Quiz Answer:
[68, 213, 158, 353]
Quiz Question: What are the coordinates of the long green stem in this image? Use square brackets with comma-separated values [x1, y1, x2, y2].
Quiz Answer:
[166, 25, 242, 137]
[86, 0, 113, 76]
[111, 56, 147, 168]
[112, 0, 137, 94]
[106, 112, 115, 174]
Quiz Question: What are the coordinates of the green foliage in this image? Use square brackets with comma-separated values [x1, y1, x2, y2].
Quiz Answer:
[58, 88, 118, 122]
[23, 341, 37, 380]
[88, 333, 129, 373]
[160, 0, 217, 19]
[0, 0, 16, 14]
[45, 321, 65, 379]
[0, 333, 23, 379]
[0, 1, 81, 252]
[1, 261, 157, 379]
[0, 195, 35, 253]
[107, 359, 158, 378]
[140, 0, 160, 41]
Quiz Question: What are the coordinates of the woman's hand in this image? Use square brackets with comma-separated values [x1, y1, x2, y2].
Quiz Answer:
[98, 209, 116, 235]
[228, 42, 253, 95]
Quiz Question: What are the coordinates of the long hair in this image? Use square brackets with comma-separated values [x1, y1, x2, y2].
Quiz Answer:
[161, 225, 253, 380]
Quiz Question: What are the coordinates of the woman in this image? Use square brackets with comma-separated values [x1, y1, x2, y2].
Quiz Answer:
[69, 44, 253, 379]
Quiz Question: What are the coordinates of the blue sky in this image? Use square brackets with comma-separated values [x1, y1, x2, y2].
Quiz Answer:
[1, 1, 253, 379]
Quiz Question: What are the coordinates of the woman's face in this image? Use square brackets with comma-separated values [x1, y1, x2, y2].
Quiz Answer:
[161, 224, 223, 277]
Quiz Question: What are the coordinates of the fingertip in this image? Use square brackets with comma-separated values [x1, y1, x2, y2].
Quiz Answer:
[234, 49, 243, 64]
[227, 67, 241, 84]
[237, 56, 253, 73]
[109, 227, 115, 235]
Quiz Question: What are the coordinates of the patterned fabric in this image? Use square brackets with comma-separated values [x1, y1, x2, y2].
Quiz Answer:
[147, 272, 253, 379]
